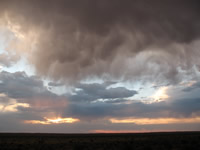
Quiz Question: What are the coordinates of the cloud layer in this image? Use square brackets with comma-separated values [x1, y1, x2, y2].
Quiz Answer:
[0, 71, 199, 132]
[0, 0, 200, 83]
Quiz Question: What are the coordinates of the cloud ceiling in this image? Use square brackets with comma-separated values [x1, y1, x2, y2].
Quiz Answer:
[0, 0, 199, 83]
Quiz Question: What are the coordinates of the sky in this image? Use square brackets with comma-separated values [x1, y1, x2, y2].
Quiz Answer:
[0, 0, 200, 133]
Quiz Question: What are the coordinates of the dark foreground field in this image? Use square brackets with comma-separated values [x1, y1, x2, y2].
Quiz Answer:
[0, 132, 199, 150]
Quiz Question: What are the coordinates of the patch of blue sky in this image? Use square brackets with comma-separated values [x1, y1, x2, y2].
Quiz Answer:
[2, 56, 35, 75]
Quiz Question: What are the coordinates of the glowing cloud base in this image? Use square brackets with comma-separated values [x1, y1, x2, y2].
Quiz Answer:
[25, 117, 80, 125]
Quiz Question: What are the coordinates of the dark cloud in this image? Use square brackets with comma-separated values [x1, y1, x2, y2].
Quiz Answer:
[169, 98, 200, 117]
[104, 99, 132, 104]
[0, 71, 199, 132]
[0, 0, 199, 83]
[0, 71, 198, 121]
[65, 97, 200, 120]
[0, 71, 68, 114]
[182, 82, 200, 92]
[66, 82, 137, 102]
[0, 71, 69, 132]
[0, 71, 56, 99]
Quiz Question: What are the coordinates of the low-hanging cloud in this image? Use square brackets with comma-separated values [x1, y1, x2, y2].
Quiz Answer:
[65, 97, 200, 120]
[66, 82, 137, 103]
[0, 71, 67, 112]
[0, 0, 200, 83]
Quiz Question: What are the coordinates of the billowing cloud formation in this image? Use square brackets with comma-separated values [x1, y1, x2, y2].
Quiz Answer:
[0, 0, 200, 83]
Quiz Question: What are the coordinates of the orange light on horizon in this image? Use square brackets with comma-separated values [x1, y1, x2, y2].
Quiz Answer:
[93, 130, 146, 133]
[92, 129, 181, 133]
[110, 117, 200, 125]
[24, 117, 80, 125]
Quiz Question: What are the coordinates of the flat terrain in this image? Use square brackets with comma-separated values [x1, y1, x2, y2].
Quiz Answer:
[0, 132, 199, 150]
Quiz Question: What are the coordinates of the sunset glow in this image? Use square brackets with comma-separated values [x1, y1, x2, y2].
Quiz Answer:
[110, 117, 200, 125]
[0, 101, 30, 112]
[24, 117, 80, 125]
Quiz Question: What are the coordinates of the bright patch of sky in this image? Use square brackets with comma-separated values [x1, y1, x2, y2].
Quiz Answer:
[0, 28, 35, 76]
[3, 57, 35, 75]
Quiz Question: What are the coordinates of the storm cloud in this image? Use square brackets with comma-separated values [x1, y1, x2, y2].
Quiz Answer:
[0, 0, 199, 83]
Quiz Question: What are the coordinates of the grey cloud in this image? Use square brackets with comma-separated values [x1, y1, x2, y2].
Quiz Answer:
[0, 111, 47, 132]
[182, 82, 200, 92]
[0, 71, 68, 128]
[169, 98, 200, 117]
[0, 71, 199, 132]
[67, 83, 137, 102]
[0, 71, 68, 113]
[0, 71, 56, 99]
[65, 101, 164, 119]
[0, 0, 199, 83]
[65, 97, 200, 120]
[1, 71, 197, 123]
[104, 99, 132, 104]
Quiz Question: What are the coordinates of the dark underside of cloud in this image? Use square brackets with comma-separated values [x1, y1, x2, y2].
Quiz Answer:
[65, 98, 200, 120]
[0, 71, 66, 113]
[0, 0, 200, 83]
[66, 82, 137, 103]
[0, 71, 56, 99]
